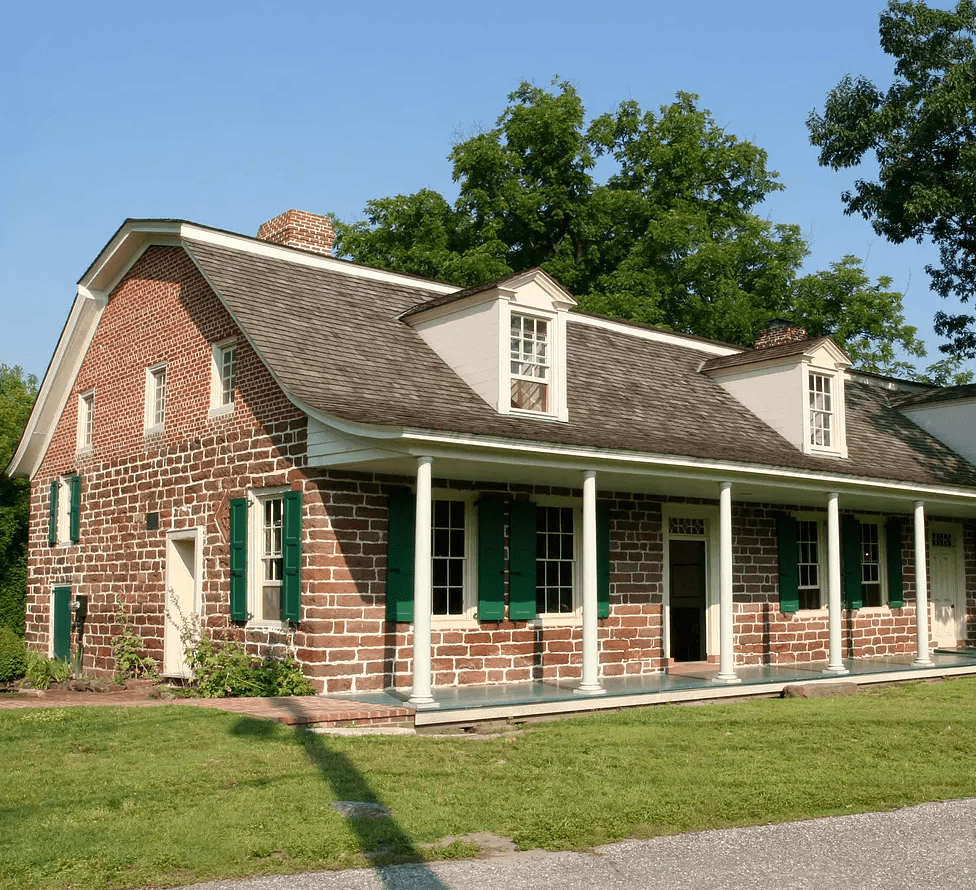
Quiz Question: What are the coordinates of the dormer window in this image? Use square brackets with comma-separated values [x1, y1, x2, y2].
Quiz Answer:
[402, 268, 574, 422]
[808, 372, 833, 448]
[510, 313, 550, 412]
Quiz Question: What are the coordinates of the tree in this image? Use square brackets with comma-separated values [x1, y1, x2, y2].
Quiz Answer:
[0, 364, 37, 635]
[807, 1, 976, 358]
[336, 79, 928, 370]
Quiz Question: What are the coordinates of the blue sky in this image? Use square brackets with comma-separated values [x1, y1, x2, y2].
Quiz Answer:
[2, 0, 971, 381]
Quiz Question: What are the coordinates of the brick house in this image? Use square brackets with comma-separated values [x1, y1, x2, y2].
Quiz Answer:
[8, 210, 976, 705]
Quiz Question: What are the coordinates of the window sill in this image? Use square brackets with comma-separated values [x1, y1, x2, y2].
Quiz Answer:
[528, 614, 581, 627]
[508, 407, 566, 423]
[208, 403, 235, 419]
[431, 617, 480, 630]
[144, 425, 165, 437]
[75, 445, 94, 459]
[246, 619, 289, 631]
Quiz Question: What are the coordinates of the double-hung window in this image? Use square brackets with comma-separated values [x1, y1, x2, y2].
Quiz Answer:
[145, 364, 167, 431]
[796, 519, 823, 610]
[536, 505, 576, 615]
[211, 341, 237, 412]
[229, 489, 303, 624]
[260, 496, 284, 621]
[48, 475, 81, 546]
[77, 391, 94, 451]
[431, 498, 470, 617]
[510, 313, 550, 412]
[808, 372, 833, 448]
[860, 522, 883, 607]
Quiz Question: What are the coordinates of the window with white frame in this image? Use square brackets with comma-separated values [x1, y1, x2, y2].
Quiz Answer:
[55, 475, 72, 544]
[536, 505, 577, 614]
[254, 494, 284, 622]
[145, 364, 167, 430]
[797, 519, 823, 610]
[808, 372, 833, 448]
[211, 341, 237, 411]
[431, 497, 470, 617]
[860, 521, 884, 607]
[510, 313, 550, 412]
[77, 391, 94, 450]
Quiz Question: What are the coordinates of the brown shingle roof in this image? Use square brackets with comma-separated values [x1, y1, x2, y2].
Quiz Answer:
[892, 383, 976, 408]
[184, 237, 976, 489]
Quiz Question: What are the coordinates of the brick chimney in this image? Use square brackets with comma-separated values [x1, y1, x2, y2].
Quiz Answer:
[755, 318, 808, 350]
[256, 209, 335, 256]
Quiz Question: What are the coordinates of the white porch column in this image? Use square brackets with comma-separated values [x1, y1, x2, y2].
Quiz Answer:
[824, 492, 848, 674]
[575, 470, 605, 695]
[408, 456, 436, 705]
[913, 500, 934, 666]
[714, 482, 740, 683]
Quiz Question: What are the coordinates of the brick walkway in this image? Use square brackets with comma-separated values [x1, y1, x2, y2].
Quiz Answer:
[0, 688, 415, 727]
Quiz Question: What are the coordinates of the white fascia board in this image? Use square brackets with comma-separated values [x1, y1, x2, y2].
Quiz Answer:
[179, 223, 459, 296]
[7, 290, 105, 479]
[392, 427, 976, 507]
[81, 220, 183, 296]
[570, 314, 739, 358]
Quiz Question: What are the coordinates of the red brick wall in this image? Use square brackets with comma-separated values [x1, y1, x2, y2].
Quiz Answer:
[27, 245, 308, 675]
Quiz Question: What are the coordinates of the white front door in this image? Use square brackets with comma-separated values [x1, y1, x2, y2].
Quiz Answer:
[929, 524, 964, 649]
[165, 531, 200, 677]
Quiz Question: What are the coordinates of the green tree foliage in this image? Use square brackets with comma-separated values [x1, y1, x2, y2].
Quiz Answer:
[0, 364, 38, 635]
[337, 79, 926, 374]
[808, 1, 976, 358]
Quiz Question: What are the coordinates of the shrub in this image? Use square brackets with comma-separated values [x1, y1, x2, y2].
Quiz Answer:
[179, 618, 314, 698]
[23, 650, 70, 689]
[110, 598, 157, 681]
[0, 627, 26, 681]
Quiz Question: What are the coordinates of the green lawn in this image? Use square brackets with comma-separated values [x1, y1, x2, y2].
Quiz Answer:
[4, 678, 976, 890]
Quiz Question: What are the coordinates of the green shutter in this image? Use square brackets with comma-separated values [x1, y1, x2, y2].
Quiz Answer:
[887, 519, 904, 608]
[597, 502, 611, 619]
[282, 489, 303, 623]
[48, 481, 58, 546]
[842, 516, 863, 610]
[52, 587, 71, 661]
[386, 489, 415, 622]
[777, 516, 800, 614]
[69, 475, 82, 544]
[229, 498, 249, 621]
[508, 500, 537, 620]
[477, 500, 506, 621]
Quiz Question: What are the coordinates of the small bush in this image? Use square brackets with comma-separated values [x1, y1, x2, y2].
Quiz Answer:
[23, 650, 70, 689]
[0, 627, 26, 681]
[181, 622, 314, 698]
[192, 638, 313, 698]
[111, 598, 157, 681]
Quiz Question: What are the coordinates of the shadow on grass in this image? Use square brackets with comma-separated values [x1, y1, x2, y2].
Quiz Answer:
[230, 700, 451, 890]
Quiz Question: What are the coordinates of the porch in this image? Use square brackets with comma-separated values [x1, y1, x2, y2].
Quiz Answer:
[335, 650, 976, 727]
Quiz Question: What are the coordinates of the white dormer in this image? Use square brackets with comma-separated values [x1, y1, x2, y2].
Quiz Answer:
[402, 269, 576, 422]
[702, 332, 853, 459]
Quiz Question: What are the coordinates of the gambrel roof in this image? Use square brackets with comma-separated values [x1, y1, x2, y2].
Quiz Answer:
[9, 218, 976, 499]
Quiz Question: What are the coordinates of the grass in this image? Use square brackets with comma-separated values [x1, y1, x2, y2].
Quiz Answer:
[4, 678, 976, 890]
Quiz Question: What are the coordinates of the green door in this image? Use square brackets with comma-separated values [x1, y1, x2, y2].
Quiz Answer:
[53, 587, 71, 662]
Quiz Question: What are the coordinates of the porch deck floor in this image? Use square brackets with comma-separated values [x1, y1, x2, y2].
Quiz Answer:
[331, 651, 976, 725]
